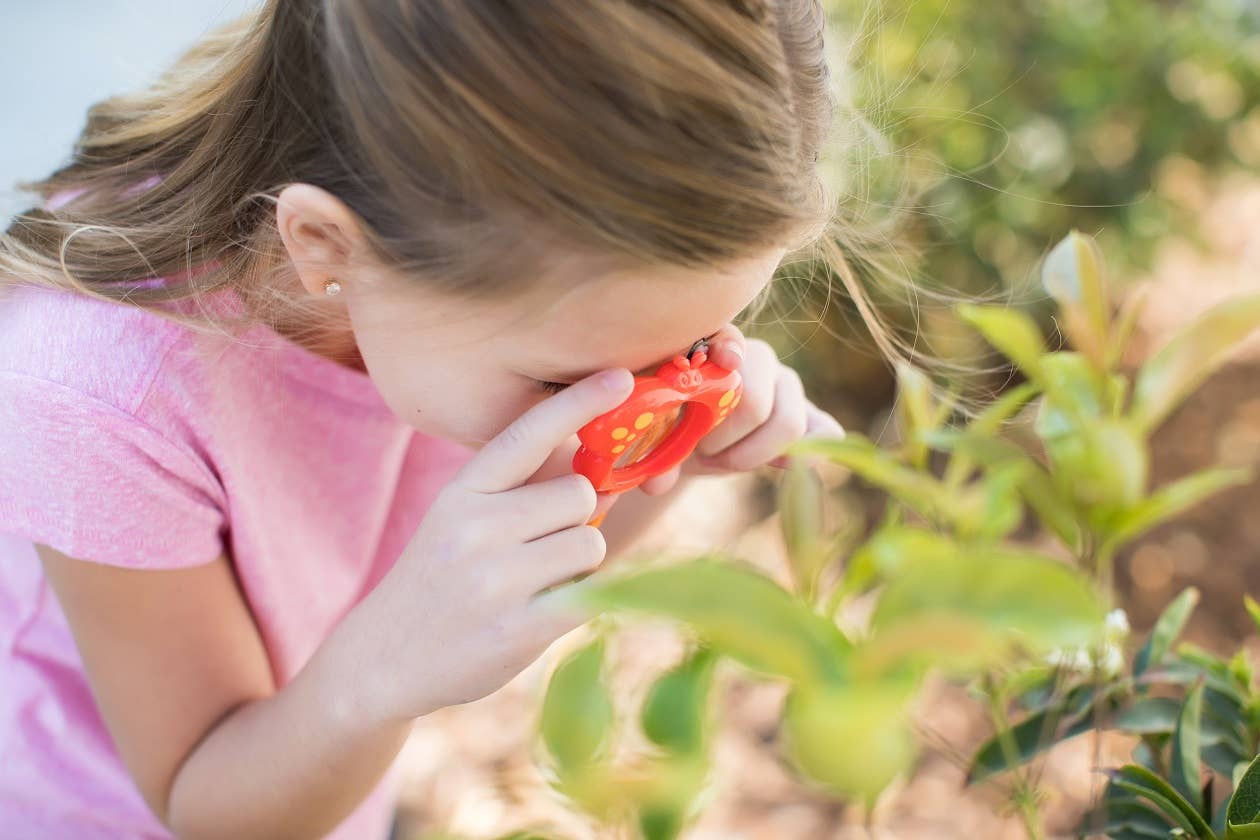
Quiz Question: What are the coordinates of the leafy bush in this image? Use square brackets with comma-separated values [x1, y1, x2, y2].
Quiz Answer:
[829, 0, 1260, 292]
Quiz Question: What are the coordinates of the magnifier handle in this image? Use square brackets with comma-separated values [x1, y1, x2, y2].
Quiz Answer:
[585, 490, 622, 528]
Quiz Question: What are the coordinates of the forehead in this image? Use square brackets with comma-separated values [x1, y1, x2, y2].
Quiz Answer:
[508, 248, 782, 375]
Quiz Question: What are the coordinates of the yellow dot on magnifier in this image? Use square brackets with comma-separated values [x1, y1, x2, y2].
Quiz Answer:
[719, 389, 736, 408]
[612, 444, 626, 454]
[634, 412, 654, 430]
[731, 393, 742, 408]
[611, 427, 629, 440]
[626, 433, 637, 441]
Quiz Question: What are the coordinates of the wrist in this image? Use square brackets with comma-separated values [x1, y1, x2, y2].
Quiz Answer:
[305, 601, 420, 734]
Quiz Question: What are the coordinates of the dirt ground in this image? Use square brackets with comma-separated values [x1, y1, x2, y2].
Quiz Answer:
[389, 173, 1260, 840]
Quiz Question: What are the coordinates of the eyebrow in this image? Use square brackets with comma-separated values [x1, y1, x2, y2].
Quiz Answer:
[536, 332, 722, 382]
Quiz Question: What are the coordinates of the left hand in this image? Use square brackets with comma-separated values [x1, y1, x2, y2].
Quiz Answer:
[637, 324, 846, 496]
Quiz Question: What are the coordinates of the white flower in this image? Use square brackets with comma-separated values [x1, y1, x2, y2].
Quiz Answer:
[1105, 609, 1131, 638]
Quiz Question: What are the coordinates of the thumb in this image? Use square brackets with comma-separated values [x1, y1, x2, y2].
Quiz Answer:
[638, 464, 682, 495]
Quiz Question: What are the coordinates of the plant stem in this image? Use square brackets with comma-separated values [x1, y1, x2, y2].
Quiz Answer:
[985, 676, 1045, 840]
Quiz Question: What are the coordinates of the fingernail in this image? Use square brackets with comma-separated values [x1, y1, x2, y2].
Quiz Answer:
[726, 342, 743, 361]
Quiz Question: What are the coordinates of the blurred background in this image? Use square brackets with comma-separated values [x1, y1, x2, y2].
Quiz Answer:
[4, 1, 1259, 837]
[0, 0, 255, 223]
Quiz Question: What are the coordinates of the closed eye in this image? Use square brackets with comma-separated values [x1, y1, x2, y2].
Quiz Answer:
[536, 380, 571, 395]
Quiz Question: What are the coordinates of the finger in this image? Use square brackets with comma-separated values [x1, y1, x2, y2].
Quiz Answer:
[704, 323, 746, 371]
[638, 464, 682, 495]
[520, 434, 582, 487]
[521, 528, 608, 598]
[806, 402, 846, 438]
[695, 340, 778, 456]
[522, 580, 599, 647]
[695, 365, 808, 472]
[494, 473, 600, 541]
[768, 403, 847, 468]
[456, 369, 635, 494]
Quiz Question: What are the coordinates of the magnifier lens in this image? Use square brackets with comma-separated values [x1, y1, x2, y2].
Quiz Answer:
[612, 403, 688, 469]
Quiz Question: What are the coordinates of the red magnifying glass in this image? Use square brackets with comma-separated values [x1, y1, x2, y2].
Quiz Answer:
[572, 338, 743, 527]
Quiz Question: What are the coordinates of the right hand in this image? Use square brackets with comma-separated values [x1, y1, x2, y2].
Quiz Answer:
[349, 367, 636, 722]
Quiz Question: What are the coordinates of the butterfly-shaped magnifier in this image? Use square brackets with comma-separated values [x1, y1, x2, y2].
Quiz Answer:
[571, 338, 743, 527]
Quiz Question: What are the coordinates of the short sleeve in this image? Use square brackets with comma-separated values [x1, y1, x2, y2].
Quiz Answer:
[0, 371, 228, 569]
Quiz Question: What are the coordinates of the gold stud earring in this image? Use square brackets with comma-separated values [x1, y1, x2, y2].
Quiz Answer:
[323, 278, 342, 297]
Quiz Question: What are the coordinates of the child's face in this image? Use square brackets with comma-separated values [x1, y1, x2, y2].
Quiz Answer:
[345, 246, 784, 449]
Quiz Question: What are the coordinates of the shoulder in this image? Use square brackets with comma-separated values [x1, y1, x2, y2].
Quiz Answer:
[0, 284, 230, 568]
[0, 283, 189, 416]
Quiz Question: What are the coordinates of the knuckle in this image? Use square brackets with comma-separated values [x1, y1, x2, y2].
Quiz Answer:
[747, 338, 775, 361]
[746, 389, 774, 425]
[578, 524, 607, 564]
[497, 419, 532, 451]
[789, 409, 810, 439]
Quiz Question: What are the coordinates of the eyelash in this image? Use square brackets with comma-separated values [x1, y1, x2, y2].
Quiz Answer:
[537, 380, 570, 394]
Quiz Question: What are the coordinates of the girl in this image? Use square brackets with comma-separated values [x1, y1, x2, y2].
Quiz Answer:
[0, 1, 903, 837]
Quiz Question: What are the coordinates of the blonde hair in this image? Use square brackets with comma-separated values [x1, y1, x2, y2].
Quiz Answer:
[0, 0, 927, 371]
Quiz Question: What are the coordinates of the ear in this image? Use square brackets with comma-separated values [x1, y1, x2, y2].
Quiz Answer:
[275, 183, 371, 298]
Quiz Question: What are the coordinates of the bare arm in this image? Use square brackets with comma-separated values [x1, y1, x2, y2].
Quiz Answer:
[37, 545, 411, 840]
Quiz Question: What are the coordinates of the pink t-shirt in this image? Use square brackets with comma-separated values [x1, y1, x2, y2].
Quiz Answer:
[0, 277, 476, 837]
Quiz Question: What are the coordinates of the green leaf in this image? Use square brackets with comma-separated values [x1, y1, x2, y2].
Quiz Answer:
[1134, 587, 1200, 677]
[1171, 682, 1206, 817]
[1108, 764, 1216, 838]
[1245, 596, 1260, 636]
[640, 648, 717, 756]
[963, 459, 1028, 541]
[1227, 755, 1260, 827]
[1114, 697, 1183, 735]
[778, 457, 830, 603]
[782, 681, 918, 806]
[967, 685, 1106, 783]
[619, 755, 710, 840]
[1041, 230, 1111, 371]
[1132, 292, 1260, 432]
[942, 382, 1040, 489]
[923, 430, 1081, 551]
[969, 382, 1040, 437]
[1043, 419, 1149, 521]
[1205, 742, 1250, 779]
[841, 526, 956, 600]
[578, 557, 849, 684]
[1105, 468, 1253, 549]
[540, 637, 615, 780]
[1079, 783, 1177, 839]
[895, 360, 937, 466]
[1225, 822, 1260, 839]
[956, 303, 1047, 380]
[1035, 352, 1109, 433]
[1108, 285, 1150, 371]
[638, 804, 686, 840]
[868, 545, 1105, 666]
[786, 435, 957, 525]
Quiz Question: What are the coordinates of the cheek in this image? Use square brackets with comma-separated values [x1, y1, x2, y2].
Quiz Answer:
[372, 369, 538, 445]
